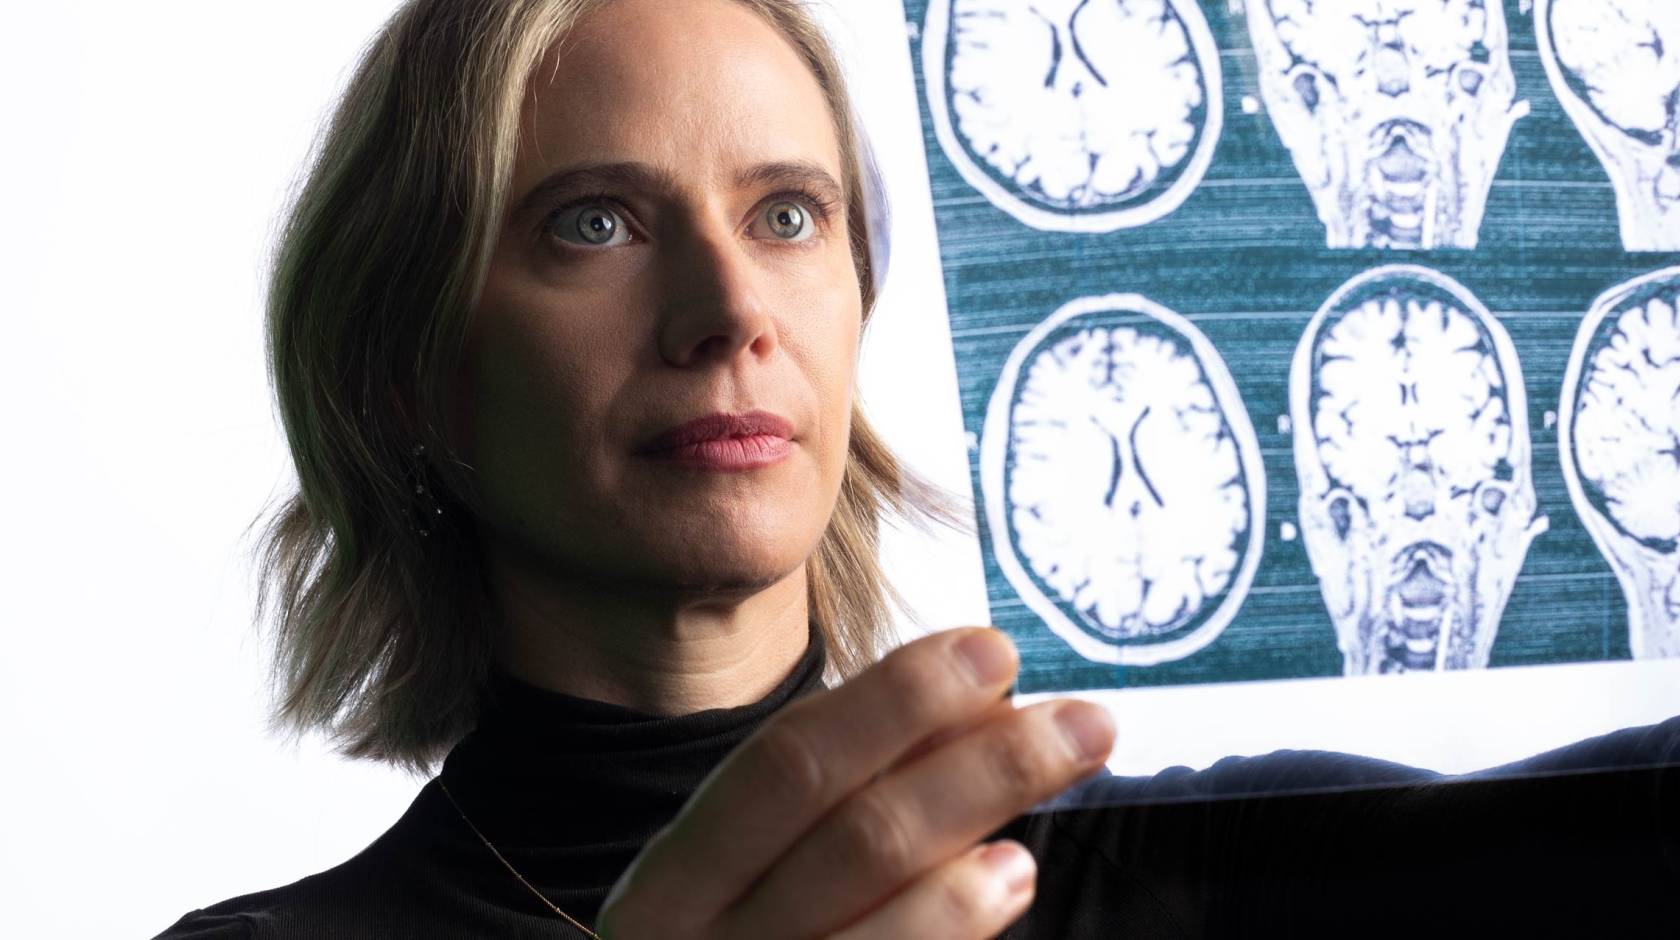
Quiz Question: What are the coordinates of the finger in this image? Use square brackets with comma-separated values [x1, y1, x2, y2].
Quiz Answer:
[725, 698, 1113, 937]
[890, 697, 1015, 773]
[828, 840, 1036, 940]
[602, 627, 1020, 922]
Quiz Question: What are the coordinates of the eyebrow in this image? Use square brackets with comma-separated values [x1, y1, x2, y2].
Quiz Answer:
[509, 159, 845, 221]
[733, 160, 845, 203]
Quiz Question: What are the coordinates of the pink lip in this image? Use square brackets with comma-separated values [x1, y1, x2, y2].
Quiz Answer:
[637, 410, 795, 471]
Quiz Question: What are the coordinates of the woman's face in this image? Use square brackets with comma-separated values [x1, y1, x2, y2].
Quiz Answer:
[454, 0, 862, 601]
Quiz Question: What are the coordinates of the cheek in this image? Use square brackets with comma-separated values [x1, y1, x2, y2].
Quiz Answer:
[460, 280, 639, 488]
[827, 315, 862, 400]
[792, 278, 862, 470]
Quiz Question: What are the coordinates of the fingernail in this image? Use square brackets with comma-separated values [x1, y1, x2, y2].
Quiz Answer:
[954, 630, 1015, 687]
[1055, 703, 1114, 762]
[979, 842, 1036, 895]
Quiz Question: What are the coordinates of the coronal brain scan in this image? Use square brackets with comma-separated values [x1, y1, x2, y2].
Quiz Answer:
[1247, 0, 1527, 249]
[904, 0, 1680, 780]
[1560, 268, 1680, 659]
[1535, 0, 1680, 250]
[922, 0, 1223, 232]
[1290, 266, 1547, 675]
[980, 295, 1265, 666]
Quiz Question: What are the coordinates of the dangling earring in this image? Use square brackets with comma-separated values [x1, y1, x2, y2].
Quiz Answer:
[406, 443, 445, 538]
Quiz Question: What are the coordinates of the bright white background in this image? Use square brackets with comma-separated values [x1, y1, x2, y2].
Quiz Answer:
[3, 2, 1677, 937]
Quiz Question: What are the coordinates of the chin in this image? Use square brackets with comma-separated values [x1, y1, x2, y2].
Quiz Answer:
[610, 553, 801, 603]
[664, 568, 792, 599]
[570, 503, 810, 600]
[544, 459, 841, 598]
[660, 530, 813, 598]
[639, 483, 829, 584]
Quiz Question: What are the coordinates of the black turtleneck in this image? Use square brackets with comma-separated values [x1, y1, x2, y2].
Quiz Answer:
[153, 637, 828, 940]
[437, 635, 830, 926]
[154, 633, 1680, 938]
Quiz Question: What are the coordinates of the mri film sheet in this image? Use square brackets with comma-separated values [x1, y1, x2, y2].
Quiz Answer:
[904, 0, 1680, 725]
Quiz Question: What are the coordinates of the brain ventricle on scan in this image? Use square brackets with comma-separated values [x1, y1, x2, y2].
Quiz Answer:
[1561, 267, 1680, 659]
[1536, 0, 1680, 250]
[1246, 0, 1527, 250]
[981, 294, 1266, 667]
[922, 0, 1223, 232]
[1290, 266, 1549, 675]
[900, 0, 1680, 693]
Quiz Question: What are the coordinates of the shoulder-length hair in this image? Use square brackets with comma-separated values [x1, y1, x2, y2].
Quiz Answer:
[251, 0, 965, 776]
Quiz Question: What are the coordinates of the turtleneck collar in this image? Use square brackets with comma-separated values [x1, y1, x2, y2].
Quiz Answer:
[436, 627, 828, 856]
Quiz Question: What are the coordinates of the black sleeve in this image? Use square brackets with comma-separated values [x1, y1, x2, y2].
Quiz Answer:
[150, 910, 257, 940]
[1010, 715, 1680, 937]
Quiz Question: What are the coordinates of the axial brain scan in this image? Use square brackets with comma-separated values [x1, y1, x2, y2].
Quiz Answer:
[1247, 0, 1527, 249]
[1291, 266, 1547, 675]
[1536, 0, 1680, 250]
[1560, 268, 1680, 659]
[922, 0, 1223, 232]
[980, 295, 1265, 666]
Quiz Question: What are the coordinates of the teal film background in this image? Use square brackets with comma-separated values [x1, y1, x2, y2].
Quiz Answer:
[900, 0, 1680, 694]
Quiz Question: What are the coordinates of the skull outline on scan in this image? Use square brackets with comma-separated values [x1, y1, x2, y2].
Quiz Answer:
[1559, 267, 1680, 660]
[922, 0, 1225, 232]
[1534, 0, 1680, 250]
[981, 294, 1267, 667]
[1290, 265, 1547, 675]
[1246, 0, 1528, 249]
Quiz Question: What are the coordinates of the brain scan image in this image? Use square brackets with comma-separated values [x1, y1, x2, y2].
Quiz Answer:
[980, 295, 1266, 666]
[1290, 266, 1547, 675]
[1247, 0, 1528, 249]
[1535, 0, 1680, 250]
[1560, 268, 1680, 659]
[922, 0, 1223, 232]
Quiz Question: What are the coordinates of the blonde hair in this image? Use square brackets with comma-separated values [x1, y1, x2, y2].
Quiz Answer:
[250, 0, 966, 777]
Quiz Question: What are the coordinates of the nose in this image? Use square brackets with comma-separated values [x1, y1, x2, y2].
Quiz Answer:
[655, 227, 778, 369]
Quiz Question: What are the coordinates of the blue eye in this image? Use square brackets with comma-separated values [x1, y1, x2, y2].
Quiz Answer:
[760, 200, 813, 242]
[547, 204, 632, 247]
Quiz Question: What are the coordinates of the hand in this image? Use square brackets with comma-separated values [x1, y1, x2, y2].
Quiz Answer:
[596, 627, 1116, 938]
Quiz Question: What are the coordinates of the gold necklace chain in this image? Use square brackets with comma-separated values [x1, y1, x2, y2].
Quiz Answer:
[439, 780, 604, 939]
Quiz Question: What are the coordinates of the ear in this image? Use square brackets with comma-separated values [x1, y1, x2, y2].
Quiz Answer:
[1299, 484, 1365, 622]
[1246, 8, 1340, 191]
[1266, 63, 1340, 191]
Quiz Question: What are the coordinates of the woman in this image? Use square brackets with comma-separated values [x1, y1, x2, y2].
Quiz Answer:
[157, 0, 1679, 936]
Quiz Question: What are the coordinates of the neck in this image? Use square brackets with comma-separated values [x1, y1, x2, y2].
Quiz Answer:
[483, 546, 813, 716]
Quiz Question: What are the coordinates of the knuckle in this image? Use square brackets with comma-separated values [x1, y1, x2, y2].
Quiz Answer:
[937, 867, 996, 926]
[877, 646, 954, 723]
[751, 718, 827, 803]
[984, 723, 1054, 805]
[835, 787, 918, 877]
